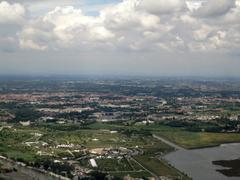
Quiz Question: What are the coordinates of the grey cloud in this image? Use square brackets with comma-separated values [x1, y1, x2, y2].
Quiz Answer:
[0, 0, 240, 77]
[138, 0, 186, 14]
[0, 36, 18, 52]
[193, 0, 236, 17]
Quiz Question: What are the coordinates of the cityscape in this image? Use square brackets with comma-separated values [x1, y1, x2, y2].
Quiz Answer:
[0, 77, 240, 180]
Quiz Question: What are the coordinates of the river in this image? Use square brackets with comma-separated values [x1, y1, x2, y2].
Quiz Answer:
[154, 135, 240, 180]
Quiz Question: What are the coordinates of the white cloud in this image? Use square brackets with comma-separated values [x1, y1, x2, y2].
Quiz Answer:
[19, 6, 116, 50]
[100, 0, 151, 30]
[186, 1, 203, 12]
[0, 0, 237, 55]
[0, 1, 25, 24]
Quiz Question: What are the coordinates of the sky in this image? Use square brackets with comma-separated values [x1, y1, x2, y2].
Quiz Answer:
[0, 0, 240, 77]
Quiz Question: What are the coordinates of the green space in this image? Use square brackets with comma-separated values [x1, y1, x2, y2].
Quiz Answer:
[96, 158, 131, 171]
[87, 122, 240, 149]
[157, 131, 240, 149]
[0, 123, 188, 179]
[0, 128, 38, 163]
[4, 122, 240, 178]
[134, 155, 188, 179]
[145, 124, 240, 149]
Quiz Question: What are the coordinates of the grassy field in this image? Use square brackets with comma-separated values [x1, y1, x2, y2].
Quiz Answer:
[39, 126, 174, 152]
[96, 158, 132, 171]
[0, 128, 37, 163]
[156, 131, 240, 149]
[144, 124, 240, 149]
[134, 155, 189, 179]
[88, 123, 240, 149]
[86, 122, 240, 149]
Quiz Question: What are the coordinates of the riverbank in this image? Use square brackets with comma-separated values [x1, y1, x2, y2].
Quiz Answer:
[154, 129, 240, 149]
[0, 156, 69, 180]
[155, 135, 240, 180]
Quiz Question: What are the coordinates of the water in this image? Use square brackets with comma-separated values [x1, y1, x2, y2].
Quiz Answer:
[164, 142, 240, 180]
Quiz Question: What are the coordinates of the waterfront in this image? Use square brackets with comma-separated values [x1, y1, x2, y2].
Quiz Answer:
[164, 141, 240, 180]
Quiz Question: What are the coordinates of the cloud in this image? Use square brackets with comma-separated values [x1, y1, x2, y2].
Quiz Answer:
[19, 27, 51, 51]
[100, 0, 160, 30]
[0, 1, 25, 24]
[139, 0, 186, 14]
[19, 6, 116, 50]
[19, 0, 163, 50]
[193, 24, 213, 41]
[1, 0, 240, 77]
[186, 1, 203, 12]
[0, 0, 238, 55]
[193, 0, 236, 17]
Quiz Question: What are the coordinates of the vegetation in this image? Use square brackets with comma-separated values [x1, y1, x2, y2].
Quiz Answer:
[134, 155, 186, 178]
[0, 124, 184, 179]
[213, 159, 240, 177]
[150, 124, 240, 149]
[88, 122, 240, 149]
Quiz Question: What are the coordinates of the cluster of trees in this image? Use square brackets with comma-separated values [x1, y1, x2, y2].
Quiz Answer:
[33, 159, 74, 178]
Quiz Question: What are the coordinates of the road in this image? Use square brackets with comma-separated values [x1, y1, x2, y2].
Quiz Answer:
[153, 134, 185, 151]
[130, 157, 160, 180]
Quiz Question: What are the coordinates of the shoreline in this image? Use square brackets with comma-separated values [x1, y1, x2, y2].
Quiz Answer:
[0, 156, 70, 180]
[160, 136, 240, 180]
[153, 134, 240, 150]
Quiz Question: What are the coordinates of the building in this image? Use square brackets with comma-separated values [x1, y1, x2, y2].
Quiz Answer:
[89, 159, 97, 168]
[19, 121, 31, 126]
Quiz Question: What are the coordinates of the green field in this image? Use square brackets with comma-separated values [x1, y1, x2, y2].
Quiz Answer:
[96, 158, 133, 171]
[86, 122, 240, 149]
[134, 155, 189, 179]
[0, 128, 38, 162]
[145, 124, 240, 149]
[5, 122, 238, 178]
[87, 123, 240, 149]
[156, 131, 240, 149]
[93, 123, 240, 149]
[0, 124, 182, 179]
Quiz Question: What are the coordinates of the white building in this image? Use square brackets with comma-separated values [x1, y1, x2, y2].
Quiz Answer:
[90, 158, 98, 168]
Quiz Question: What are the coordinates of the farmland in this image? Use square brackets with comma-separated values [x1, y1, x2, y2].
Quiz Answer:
[0, 124, 189, 179]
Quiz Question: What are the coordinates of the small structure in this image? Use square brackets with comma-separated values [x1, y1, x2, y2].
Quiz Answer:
[89, 148, 105, 155]
[110, 131, 118, 134]
[56, 144, 74, 148]
[19, 121, 31, 126]
[89, 159, 98, 168]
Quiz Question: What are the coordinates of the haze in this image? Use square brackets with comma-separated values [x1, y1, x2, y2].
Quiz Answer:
[0, 0, 240, 77]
